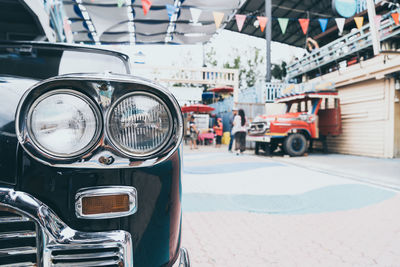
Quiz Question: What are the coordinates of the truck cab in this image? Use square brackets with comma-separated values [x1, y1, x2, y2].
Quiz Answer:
[248, 83, 342, 156]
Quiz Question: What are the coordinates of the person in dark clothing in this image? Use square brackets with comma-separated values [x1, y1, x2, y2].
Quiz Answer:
[228, 107, 238, 152]
[189, 116, 198, 149]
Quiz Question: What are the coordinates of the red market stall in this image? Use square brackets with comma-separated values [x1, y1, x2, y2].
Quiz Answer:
[181, 104, 215, 113]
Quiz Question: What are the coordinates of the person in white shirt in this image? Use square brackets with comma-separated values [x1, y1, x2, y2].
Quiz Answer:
[231, 109, 247, 155]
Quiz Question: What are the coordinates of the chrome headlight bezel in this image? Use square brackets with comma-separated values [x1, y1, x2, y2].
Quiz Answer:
[106, 91, 174, 158]
[16, 73, 184, 168]
[25, 89, 103, 159]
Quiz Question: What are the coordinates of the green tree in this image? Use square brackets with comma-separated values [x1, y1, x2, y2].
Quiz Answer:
[271, 61, 287, 81]
[205, 47, 217, 67]
[208, 47, 265, 88]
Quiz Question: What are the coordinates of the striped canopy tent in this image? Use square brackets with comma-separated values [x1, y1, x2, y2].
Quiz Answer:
[62, 0, 245, 45]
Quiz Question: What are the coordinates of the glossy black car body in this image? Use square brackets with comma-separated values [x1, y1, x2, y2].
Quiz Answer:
[0, 42, 188, 267]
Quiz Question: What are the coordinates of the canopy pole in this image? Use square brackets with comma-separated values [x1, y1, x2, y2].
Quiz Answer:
[366, 0, 380, 55]
[265, 0, 272, 82]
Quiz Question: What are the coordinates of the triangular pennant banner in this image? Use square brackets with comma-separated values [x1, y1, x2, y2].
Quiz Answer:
[354, 17, 364, 30]
[375, 15, 382, 29]
[166, 4, 175, 20]
[257, 16, 268, 32]
[318, 18, 328, 32]
[213, 12, 224, 29]
[235, 14, 246, 32]
[391, 13, 399, 25]
[142, 0, 152, 15]
[298, 18, 310, 35]
[335, 18, 345, 35]
[190, 8, 202, 23]
[117, 0, 124, 8]
[278, 18, 289, 34]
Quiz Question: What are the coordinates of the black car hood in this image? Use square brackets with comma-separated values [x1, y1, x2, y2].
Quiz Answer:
[0, 75, 39, 134]
[0, 75, 38, 185]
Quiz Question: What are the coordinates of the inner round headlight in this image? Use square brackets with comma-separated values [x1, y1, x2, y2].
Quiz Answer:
[28, 90, 101, 158]
[108, 92, 172, 157]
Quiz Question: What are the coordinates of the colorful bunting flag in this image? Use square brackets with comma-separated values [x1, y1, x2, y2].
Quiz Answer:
[257, 16, 268, 32]
[375, 15, 382, 30]
[190, 8, 202, 24]
[318, 18, 328, 32]
[166, 4, 175, 20]
[117, 0, 124, 8]
[213, 12, 224, 29]
[335, 18, 345, 35]
[235, 14, 246, 32]
[354, 17, 364, 30]
[298, 18, 310, 35]
[278, 18, 289, 34]
[391, 13, 399, 25]
[142, 0, 152, 16]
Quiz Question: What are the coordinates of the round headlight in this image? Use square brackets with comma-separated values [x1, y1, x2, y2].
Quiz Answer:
[28, 90, 101, 158]
[108, 92, 172, 157]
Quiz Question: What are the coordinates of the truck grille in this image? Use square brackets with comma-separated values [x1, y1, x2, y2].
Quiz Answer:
[0, 210, 38, 267]
[50, 246, 124, 267]
[249, 122, 267, 135]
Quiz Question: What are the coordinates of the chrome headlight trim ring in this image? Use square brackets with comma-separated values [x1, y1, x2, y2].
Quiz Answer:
[25, 89, 103, 160]
[106, 91, 174, 158]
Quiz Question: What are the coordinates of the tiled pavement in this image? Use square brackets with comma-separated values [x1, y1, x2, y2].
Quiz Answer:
[181, 146, 400, 266]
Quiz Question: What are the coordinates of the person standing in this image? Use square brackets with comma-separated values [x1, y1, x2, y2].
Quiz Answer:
[228, 107, 238, 152]
[189, 116, 198, 150]
[213, 117, 223, 148]
[232, 109, 247, 155]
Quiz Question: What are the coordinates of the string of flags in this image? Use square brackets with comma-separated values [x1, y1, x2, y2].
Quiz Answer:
[112, 0, 400, 36]
[232, 13, 400, 35]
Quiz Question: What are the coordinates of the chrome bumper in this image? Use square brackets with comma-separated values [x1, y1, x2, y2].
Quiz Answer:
[173, 247, 190, 267]
[247, 135, 272, 142]
[0, 187, 133, 267]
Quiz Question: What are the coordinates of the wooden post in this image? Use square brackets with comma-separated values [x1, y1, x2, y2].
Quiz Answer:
[366, 0, 380, 56]
[265, 0, 272, 82]
[233, 68, 240, 105]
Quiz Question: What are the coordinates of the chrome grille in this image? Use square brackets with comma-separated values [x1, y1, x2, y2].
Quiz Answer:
[0, 210, 37, 267]
[249, 122, 267, 135]
[50, 246, 124, 267]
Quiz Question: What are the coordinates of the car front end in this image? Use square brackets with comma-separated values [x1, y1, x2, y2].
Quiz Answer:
[0, 66, 189, 266]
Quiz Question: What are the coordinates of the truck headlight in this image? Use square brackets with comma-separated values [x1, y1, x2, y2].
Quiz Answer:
[28, 90, 101, 158]
[107, 92, 173, 157]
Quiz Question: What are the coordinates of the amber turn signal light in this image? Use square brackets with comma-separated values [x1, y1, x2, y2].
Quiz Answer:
[75, 186, 137, 219]
[82, 194, 130, 215]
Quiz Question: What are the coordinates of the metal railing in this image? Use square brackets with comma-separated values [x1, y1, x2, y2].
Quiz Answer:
[287, 10, 400, 80]
[132, 64, 239, 88]
[265, 82, 287, 102]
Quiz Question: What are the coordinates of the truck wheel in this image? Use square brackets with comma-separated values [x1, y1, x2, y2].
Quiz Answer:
[283, 133, 308, 157]
[255, 142, 260, 155]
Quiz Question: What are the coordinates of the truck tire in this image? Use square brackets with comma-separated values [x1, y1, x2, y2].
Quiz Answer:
[255, 142, 260, 155]
[283, 133, 307, 157]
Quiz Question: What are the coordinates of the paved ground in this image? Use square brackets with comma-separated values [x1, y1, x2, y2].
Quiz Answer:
[181, 145, 400, 266]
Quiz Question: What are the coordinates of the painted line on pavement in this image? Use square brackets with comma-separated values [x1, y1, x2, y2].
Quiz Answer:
[183, 184, 396, 214]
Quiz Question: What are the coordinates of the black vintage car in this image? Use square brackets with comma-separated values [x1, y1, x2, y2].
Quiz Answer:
[0, 41, 189, 267]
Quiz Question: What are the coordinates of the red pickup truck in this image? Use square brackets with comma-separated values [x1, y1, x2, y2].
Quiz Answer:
[247, 86, 342, 156]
